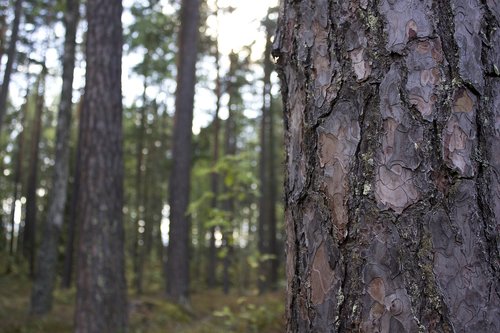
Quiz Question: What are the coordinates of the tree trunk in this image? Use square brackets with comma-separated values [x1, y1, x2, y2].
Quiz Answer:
[5, 76, 30, 273]
[166, 0, 200, 305]
[0, 4, 7, 63]
[61, 98, 83, 289]
[258, 13, 278, 293]
[23, 66, 46, 279]
[274, 1, 499, 332]
[0, 0, 23, 132]
[133, 81, 147, 295]
[30, 0, 79, 315]
[74, 1, 128, 332]
[208, 35, 222, 289]
[220, 53, 240, 295]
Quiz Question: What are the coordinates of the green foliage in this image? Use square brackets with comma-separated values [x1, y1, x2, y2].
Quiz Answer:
[0, 273, 284, 333]
[212, 296, 284, 333]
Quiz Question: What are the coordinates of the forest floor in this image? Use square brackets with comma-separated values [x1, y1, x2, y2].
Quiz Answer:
[0, 273, 285, 333]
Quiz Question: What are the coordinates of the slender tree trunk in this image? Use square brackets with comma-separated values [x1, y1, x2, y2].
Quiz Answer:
[30, 0, 79, 315]
[74, 1, 128, 332]
[133, 81, 147, 295]
[268, 86, 278, 291]
[220, 54, 238, 295]
[207, 38, 222, 289]
[23, 66, 46, 279]
[274, 1, 500, 332]
[258, 15, 276, 294]
[166, 0, 200, 305]
[6, 77, 30, 273]
[0, 7, 7, 63]
[0, 0, 23, 132]
[61, 98, 83, 289]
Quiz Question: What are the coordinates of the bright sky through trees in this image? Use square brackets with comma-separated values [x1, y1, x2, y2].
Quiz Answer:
[122, 0, 278, 134]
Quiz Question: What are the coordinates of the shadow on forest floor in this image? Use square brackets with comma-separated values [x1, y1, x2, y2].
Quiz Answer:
[0, 274, 284, 333]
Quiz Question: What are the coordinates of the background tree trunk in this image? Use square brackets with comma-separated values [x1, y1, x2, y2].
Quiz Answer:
[6, 74, 30, 272]
[61, 98, 83, 289]
[258, 12, 278, 293]
[0, 0, 23, 132]
[132, 79, 147, 295]
[207, 37, 221, 289]
[74, 1, 128, 332]
[23, 66, 46, 279]
[30, 0, 79, 315]
[274, 0, 499, 332]
[166, 0, 200, 305]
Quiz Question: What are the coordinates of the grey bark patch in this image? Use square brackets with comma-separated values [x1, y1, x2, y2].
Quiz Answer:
[379, 0, 433, 52]
[452, 0, 484, 92]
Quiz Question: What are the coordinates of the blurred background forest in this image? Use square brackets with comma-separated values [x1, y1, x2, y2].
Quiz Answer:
[0, 0, 285, 332]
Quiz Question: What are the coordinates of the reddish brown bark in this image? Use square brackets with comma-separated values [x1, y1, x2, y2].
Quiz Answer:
[74, 0, 128, 332]
[274, 1, 499, 332]
[166, 0, 200, 304]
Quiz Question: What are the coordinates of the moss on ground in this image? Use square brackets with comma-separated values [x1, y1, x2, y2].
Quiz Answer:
[0, 274, 284, 333]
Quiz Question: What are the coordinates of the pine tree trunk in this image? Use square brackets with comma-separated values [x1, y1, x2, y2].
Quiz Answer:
[61, 98, 83, 289]
[166, 0, 200, 305]
[274, 1, 499, 332]
[133, 82, 147, 295]
[23, 66, 46, 279]
[0, 0, 22, 132]
[30, 0, 79, 315]
[0, 5, 7, 63]
[220, 53, 239, 295]
[74, 1, 128, 332]
[208, 41, 222, 288]
[7, 77, 30, 267]
[259, 14, 278, 293]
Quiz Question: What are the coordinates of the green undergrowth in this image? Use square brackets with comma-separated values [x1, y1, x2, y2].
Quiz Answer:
[0, 274, 284, 333]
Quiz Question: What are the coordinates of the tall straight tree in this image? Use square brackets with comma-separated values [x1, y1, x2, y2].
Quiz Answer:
[61, 98, 83, 289]
[258, 11, 278, 293]
[74, 1, 128, 332]
[0, 0, 23, 132]
[30, 0, 79, 315]
[207, 5, 222, 288]
[23, 64, 46, 278]
[274, 0, 499, 332]
[165, 0, 200, 305]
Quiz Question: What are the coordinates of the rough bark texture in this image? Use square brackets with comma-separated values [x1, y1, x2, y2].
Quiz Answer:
[274, 1, 499, 332]
[74, 1, 128, 332]
[30, 0, 79, 315]
[0, 0, 22, 132]
[23, 67, 46, 279]
[166, 0, 200, 304]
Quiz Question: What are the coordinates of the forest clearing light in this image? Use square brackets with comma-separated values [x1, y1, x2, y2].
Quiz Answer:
[161, 204, 170, 245]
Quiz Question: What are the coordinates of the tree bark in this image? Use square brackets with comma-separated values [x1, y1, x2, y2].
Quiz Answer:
[207, 33, 222, 289]
[30, 0, 79, 315]
[5, 74, 31, 273]
[133, 80, 147, 295]
[0, 0, 23, 132]
[61, 98, 83, 289]
[0, 4, 7, 63]
[74, 1, 128, 332]
[258, 13, 278, 293]
[274, 1, 499, 332]
[166, 0, 200, 305]
[23, 65, 46, 279]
